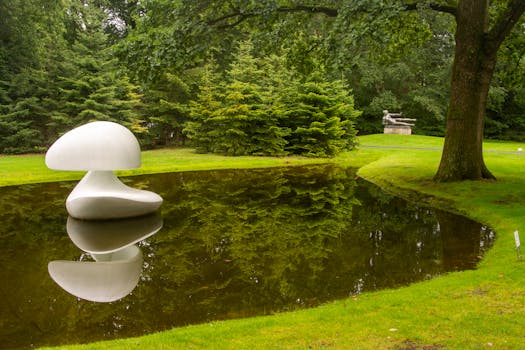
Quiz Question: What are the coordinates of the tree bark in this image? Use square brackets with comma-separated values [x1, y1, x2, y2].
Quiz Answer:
[434, 0, 497, 182]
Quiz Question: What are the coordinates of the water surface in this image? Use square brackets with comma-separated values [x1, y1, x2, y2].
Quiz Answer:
[0, 165, 494, 349]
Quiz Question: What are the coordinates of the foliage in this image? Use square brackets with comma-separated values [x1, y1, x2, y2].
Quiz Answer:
[485, 15, 525, 140]
[207, 40, 280, 155]
[114, 0, 525, 182]
[51, 7, 145, 136]
[0, 0, 524, 169]
[185, 61, 224, 153]
[0, 0, 65, 153]
[282, 77, 359, 156]
[186, 41, 359, 157]
[350, 12, 454, 136]
[0, 0, 146, 154]
[139, 71, 194, 148]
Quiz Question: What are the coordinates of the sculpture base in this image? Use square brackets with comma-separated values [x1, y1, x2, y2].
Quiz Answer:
[384, 125, 412, 135]
[66, 170, 163, 220]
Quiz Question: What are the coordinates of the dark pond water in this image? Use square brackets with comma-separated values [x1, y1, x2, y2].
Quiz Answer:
[0, 165, 494, 349]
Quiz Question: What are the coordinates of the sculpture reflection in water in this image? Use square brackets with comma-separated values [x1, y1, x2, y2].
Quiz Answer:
[48, 213, 163, 302]
[66, 212, 163, 254]
[45, 121, 163, 302]
[48, 245, 143, 303]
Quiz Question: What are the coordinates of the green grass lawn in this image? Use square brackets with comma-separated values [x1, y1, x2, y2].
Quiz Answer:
[0, 148, 329, 187]
[6, 134, 524, 349]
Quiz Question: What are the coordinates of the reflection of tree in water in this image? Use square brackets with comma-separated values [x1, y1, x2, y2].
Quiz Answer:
[139, 165, 494, 327]
[350, 181, 494, 292]
[0, 167, 495, 349]
[437, 211, 494, 271]
[140, 165, 359, 324]
[0, 182, 75, 349]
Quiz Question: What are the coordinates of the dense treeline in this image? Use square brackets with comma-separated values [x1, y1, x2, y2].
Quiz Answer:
[0, 0, 146, 153]
[185, 41, 359, 156]
[0, 1, 524, 155]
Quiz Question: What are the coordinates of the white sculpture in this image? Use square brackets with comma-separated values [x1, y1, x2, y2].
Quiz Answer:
[45, 121, 162, 219]
[67, 213, 163, 254]
[48, 245, 143, 303]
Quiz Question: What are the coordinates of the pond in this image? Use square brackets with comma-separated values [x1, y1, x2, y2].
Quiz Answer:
[0, 165, 494, 349]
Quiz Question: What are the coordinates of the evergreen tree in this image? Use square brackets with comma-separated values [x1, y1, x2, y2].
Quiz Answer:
[283, 74, 360, 157]
[51, 7, 144, 137]
[258, 53, 294, 155]
[142, 71, 192, 148]
[213, 40, 287, 156]
[211, 79, 264, 155]
[211, 40, 267, 155]
[0, 69, 50, 153]
[185, 61, 223, 153]
[188, 41, 288, 156]
[0, 0, 146, 153]
[186, 42, 358, 158]
[0, 0, 67, 153]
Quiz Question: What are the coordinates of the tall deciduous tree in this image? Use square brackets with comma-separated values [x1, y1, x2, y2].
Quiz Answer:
[433, 0, 525, 181]
[122, 0, 525, 181]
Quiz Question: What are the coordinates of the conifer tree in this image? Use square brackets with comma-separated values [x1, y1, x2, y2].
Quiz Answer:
[185, 60, 223, 153]
[49, 1, 145, 139]
[142, 71, 192, 148]
[212, 79, 264, 155]
[283, 73, 360, 157]
[0, 69, 50, 153]
[0, 0, 67, 153]
[212, 40, 287, 156]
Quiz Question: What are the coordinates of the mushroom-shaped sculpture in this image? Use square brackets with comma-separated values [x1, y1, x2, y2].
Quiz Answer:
[67, 213, 163, 254]
[48, 245, 143, 303]
[45, 121, 162, 219]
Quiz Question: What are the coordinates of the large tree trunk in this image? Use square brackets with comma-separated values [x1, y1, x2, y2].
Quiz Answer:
[434, 0, 497, 182]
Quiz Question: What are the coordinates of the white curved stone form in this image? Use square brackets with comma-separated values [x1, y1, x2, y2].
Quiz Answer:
[67, 212, 163, 254]
[45, 121, 141, 171]
[48, 245, 143, 303]
[45, 121, 163, 219]
[66, 170, 163, 219]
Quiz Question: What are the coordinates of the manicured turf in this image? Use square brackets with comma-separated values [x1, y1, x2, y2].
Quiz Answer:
[7, 134, 523, 349]
[0, 148, 328, 187]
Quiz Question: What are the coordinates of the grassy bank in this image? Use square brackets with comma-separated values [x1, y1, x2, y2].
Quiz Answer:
[13, 134, 525, 349]
[0, 149, 330, 187]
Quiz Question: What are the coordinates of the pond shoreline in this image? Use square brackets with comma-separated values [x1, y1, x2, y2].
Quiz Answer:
[15, 135, 525, 349]
[3, 165, 494, 349]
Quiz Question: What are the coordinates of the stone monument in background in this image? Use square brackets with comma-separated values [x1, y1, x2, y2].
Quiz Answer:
[382, 110, 416, 135]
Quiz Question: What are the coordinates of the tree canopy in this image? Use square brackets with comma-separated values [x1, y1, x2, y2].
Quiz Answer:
[118, 0, 525, 180]
[1, 1, 525, 178]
